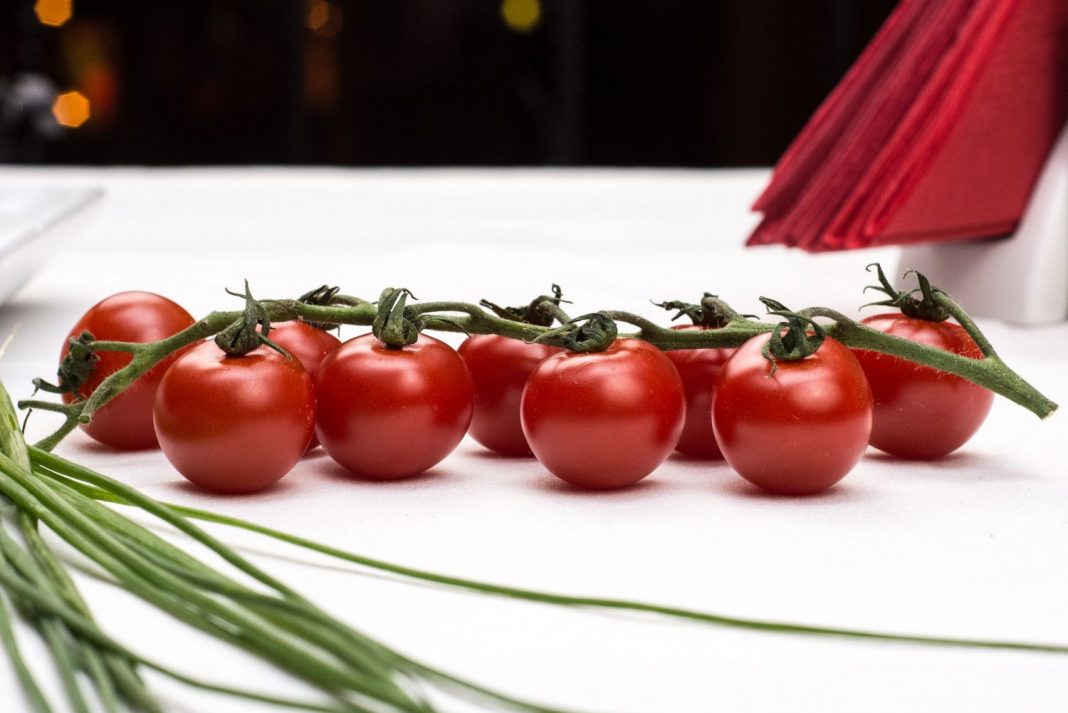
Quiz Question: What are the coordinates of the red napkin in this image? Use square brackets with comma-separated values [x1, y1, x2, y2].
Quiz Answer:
[749, 0, 1068, 252]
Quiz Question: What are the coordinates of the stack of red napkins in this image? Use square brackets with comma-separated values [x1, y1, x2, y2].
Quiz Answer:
[748, 0, 1068, 252]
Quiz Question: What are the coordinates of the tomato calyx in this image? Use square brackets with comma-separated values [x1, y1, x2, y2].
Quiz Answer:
[295, 284, 347, 332]
[215, 280, 290, 358]
[532, 312, 617, 353]
[863, 263, 950, 323]
[654, 293, 747, 329]
[479, 284, 571, 327]
[759, 297, 826, 370]
[33, 332, 99, 398]
[372, 287, 423, 348]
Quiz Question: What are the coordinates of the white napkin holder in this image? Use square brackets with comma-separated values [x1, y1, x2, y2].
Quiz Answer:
[896, 123, 1068, 325]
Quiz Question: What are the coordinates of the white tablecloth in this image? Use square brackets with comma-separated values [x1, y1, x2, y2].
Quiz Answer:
[0, 168, 1065, 713]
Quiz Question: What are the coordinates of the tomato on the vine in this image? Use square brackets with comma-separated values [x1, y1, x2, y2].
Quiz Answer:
[521, 339, 685, 489]
[712, 333, 872, 495]
[314, 333, 474, 480]
[458, 334, 560, 457]
[61, 291, 195, 450]
[665, 325, 734, 459]
[153, 341, 315, 494]
[268, 321, 342, 373]
[268, 321, 342, 450]
[853, 314, 993, 459]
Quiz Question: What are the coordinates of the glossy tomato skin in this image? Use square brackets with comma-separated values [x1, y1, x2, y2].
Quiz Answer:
[268, 321, 342, 373]
[521, 339, 685, 489]
[268, 321, 342, 450]
[62, 292, 195, 450]
[853, 314, 993, 459]
[314, 333, 474, 480]
[457, 334, 560, 456]
[665, 325, 734, 459]
[153, 341, 315, 494]
[712, 334, 872, 495]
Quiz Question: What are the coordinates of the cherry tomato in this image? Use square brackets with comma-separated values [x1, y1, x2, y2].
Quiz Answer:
[267, 321, 342, 450]
[712, 334, 872, 495]
[61, 292, 195, 450]
[852, 314, 994, 459]
[521, 339, 685, 489]
[153, 341, 315, 494]
[268, 321, 342, 373]
[457, 335, 560, 456]
[664, 325, 734, 459]
[314, 333, 474, 480]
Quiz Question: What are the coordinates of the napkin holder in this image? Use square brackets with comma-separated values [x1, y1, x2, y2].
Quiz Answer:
[896, 122, 1068, 325]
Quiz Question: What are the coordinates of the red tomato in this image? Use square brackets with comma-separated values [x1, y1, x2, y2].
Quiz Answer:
[521, 339, 685, 489]
[267, 321, 342, 450]
[853, 314, 994, 459]
[712, 334, 872, 495]
[457, 335, 560, 456]
[62, 292, 195, 450]
[153, 341, 315, 494]
[268, 321, 342, 373]
[665, 325, 734, 459]
[314, 333, 474, 480]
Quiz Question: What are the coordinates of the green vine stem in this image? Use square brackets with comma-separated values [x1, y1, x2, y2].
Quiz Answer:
[801, 302, 1056, 418]
[19, 279, 1058, 451]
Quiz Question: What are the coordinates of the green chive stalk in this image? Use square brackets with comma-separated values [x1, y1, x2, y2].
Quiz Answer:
[25, 447, 1068, 658]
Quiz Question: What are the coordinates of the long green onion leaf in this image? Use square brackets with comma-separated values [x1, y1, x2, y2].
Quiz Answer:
[30, 449, 1068, 657]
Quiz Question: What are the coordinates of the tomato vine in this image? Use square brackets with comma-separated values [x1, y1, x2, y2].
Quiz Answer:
[19, 267, 1058, 452]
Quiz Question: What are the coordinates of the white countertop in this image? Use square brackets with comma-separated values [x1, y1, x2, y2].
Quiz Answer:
[0, 167, 1065, 713]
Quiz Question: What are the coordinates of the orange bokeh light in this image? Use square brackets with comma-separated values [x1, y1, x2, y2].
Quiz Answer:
[34, 0, 73, 27]
[307, 0, 329, 31]
[306, 0, 343, 38]
[52, 91, 91, 128]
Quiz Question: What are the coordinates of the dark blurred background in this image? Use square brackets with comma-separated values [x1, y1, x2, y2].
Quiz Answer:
[1, 0, 897, 167]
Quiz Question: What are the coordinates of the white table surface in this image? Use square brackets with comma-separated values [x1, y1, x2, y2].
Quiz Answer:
[0, 167, 1065, 713]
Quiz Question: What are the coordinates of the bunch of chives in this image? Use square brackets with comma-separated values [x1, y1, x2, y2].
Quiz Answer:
[0, 381, 571, 713]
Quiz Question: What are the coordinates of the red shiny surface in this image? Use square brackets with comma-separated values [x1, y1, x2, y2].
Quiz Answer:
[268, 321, 342, 450]
[458, 334, 560, 457]
[62, 291, 195, 450]
[314, 333, 474, 480]
[665, 325, 735, 459]
[268, 321, 342, 373]
[853, 313, 994, 459]
[521, 339, 685, 489]
[713, 334, 872, 495]
[153, 341, 315, 494]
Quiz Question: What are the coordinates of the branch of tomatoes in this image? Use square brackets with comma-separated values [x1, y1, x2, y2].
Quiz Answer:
[19, 270, 1058, 453]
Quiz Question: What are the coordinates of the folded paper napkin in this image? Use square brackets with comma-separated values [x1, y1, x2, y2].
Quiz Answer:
[749, 0, 1068, 252]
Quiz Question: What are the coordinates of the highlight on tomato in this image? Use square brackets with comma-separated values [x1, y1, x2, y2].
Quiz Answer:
[521, 315, 686, 490]
[712, 302, 872, 495]
[852, 266, 994, 459]
[153, 340, 315, 494]
[60, 291, 195, 450]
